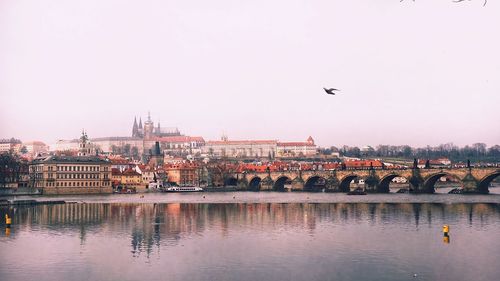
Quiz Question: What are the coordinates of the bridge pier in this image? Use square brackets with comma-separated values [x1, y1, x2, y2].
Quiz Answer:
[260, 176, 274, 191]
[364, 178, 378, 193]
[409, 168, 434, 193]
[237, 177, 248, 190]
[462, 172, 487, 194]
[291, 177, 304, 191]
[365, 169, 380, 193]
[325, 176, 340, 192]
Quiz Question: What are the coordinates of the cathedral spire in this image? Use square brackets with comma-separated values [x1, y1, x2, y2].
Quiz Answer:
[138, 117, 142, 129]
[132, 116, 139, 137]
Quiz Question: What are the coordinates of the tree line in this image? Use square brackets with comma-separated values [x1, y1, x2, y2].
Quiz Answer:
[322, 143, 500, 162]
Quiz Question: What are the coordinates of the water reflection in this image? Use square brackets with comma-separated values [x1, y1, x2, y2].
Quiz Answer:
[2, 203, 500, 252]
[2, 202, 500, 281]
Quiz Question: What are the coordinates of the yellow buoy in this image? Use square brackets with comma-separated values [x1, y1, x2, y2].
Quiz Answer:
[443, 233, 450, 244]
[5, 214, 11, 225]
[442, 225, 449, 234]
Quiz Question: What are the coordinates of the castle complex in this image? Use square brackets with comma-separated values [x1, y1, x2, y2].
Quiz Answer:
[51, 112, 316, 161]
[132, 112, 181, 139]
[53, 113, 205, 160]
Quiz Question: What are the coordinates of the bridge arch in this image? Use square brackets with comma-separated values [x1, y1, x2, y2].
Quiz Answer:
[273, 176, 291, 191]
[304, 176, 327, 192]
[379, 174, 407, 193]
[423, 172, 461, 193]
[477, 172, 500, 193]
[248, 176, 262, 191]
[339, 175, 358, 193]
[224, 177, 238, 187]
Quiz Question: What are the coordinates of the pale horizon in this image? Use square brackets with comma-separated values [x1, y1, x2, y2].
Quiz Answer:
[1, 1, 499, 148]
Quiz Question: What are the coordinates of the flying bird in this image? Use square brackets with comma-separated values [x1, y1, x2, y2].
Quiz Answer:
[323, 88, 340, 95]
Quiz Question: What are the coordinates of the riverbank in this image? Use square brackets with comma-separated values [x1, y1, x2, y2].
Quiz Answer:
[0, 187, 41, 197]
[2, 190, 500, 205]
[0, 199, 65, 206]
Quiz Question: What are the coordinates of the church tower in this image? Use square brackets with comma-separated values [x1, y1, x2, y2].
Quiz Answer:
[132, 117, 139, 137]
[156, 120, 161, 135]
[78, 130, 93, 156]
[143, 111, 154, 140]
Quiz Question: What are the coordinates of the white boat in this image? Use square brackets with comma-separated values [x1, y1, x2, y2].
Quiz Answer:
[165, 186, 203, 192]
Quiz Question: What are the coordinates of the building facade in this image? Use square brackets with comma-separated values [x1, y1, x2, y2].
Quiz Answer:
[0, 138, 22, 154]
[203, 138, 277, 158]
[23, 141, 49, 156]
[277, 136, 317, 158]
[166, 163, 199, 186]
[29, 156, 112, 195]
[158, 136, 205, 156]
[120, 168, 144, 191]
[92, 137, 144, 155]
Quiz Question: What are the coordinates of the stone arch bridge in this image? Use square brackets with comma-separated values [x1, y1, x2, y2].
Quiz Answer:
[226, 167, 500, 194]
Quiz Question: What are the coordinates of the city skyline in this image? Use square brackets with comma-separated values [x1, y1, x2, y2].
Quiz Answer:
[1, 111, 498, 149]
[1, 1, 499, 147]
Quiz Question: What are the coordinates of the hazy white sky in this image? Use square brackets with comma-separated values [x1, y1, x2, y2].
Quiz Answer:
[1, 0, 499, 147]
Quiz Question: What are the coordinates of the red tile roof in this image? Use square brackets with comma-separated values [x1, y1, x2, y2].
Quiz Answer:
[122, 168, 141, 176]
[165, 163, 199, 170]
[108, 156, 130, 165]
[344, 160, 383, 168]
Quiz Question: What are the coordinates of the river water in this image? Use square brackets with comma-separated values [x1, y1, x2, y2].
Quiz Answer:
[1, 192, 500, 281]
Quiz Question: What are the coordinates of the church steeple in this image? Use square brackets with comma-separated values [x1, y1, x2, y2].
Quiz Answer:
[132, 117, 139, 137]
[138, 117, 142, 129]
[78, 129, 92, 156]
[143, 111, 154, 140]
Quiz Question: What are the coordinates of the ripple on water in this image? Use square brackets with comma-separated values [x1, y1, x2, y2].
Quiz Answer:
[1, 201, 500, 281]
